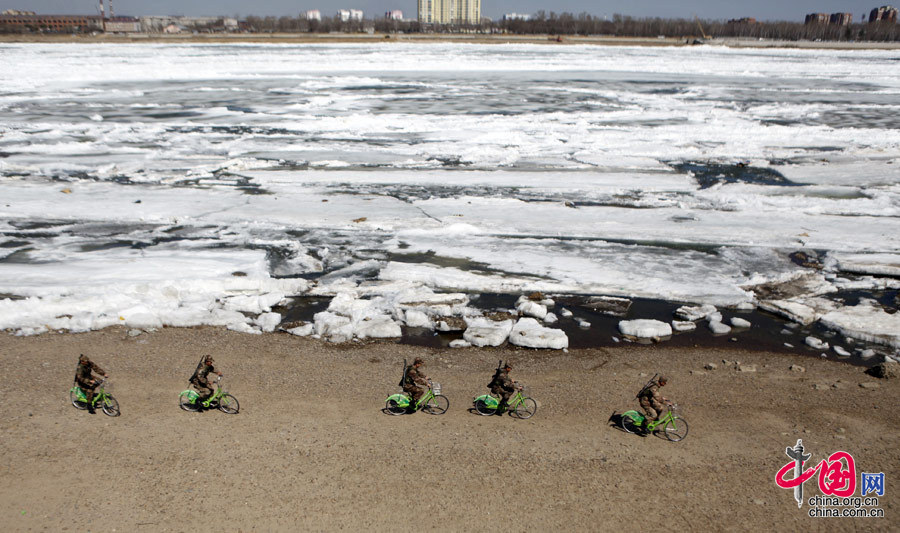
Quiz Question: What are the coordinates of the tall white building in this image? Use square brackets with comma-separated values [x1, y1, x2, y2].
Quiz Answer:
[454, 0, 481, 24]
[418, 0, 480, 24]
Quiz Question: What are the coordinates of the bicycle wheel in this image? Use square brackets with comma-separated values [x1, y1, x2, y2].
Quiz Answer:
[218, 394, 240, 414]
[621, 412, 641, 434]
[179, 392, 200, 412]
[385, 398, 407, 416]
[513, 398, 537, 419]
[423, 394, 449, 415]
[474, 399, 496, 416]
[70, 389, 88, 410]
[101, 395, 120, 417]
[664, 415, 689, 442]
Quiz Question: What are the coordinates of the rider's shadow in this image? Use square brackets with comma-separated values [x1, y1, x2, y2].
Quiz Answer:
[609, 412, 667, 439]
[608, 412, 627, 431]
[466, 407, 509, 416]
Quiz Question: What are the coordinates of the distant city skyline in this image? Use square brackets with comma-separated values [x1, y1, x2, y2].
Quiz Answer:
[0, 0, 891, 21]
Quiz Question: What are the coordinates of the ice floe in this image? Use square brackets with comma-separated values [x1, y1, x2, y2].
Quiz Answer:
[509, 318, 569, 349]
[674, 304, 718, 321]
[833, 253, 900, 277]
[516, 299, 548, 320]
[819, 299, 900, 349]
[672, 320, 697, 332]
[730, 317, 752, 328]
[708, 321, 732, 335]
[805, 336, 830, 350]
[462, 317, 514, 347]
[618, 319, 673, 339]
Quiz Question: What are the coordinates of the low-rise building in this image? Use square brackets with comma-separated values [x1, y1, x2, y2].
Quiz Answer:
[305, 10, 322, 21]
[727, 17, 757, 24]
[105, 17, 141, 33]
[139, 16, 237, 33]
[338, 9, 364, 22]
[385, 10, 403, 20]
[502, 13, 530, 21]
[0, 13, 101, 32]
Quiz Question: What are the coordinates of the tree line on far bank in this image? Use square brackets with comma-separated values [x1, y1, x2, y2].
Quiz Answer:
[203, 12, 900, 42]
[238, 12, 900, 42]
[3, 11, 899, 42]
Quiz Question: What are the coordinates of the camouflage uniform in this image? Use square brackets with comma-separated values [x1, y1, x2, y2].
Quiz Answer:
[639, 381, 667, 423]
[190, 360, 217, 400]
[490, 369, 515, 411]
[403, 364, 428, 408]
[75, 359, 105, 407]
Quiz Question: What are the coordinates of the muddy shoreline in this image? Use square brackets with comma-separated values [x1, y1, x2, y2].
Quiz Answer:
[0, 327, 896, 530]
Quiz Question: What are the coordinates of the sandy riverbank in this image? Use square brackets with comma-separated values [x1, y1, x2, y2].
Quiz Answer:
[2, 32, 900, 49]
[0, 326, 896, 530]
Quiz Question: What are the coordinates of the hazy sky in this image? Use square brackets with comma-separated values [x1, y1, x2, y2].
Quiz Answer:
[0, 1, 887, 22]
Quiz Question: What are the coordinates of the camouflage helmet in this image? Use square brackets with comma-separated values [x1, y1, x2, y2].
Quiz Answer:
[413, 357, 424, 365]
[658, 375, 670, 384]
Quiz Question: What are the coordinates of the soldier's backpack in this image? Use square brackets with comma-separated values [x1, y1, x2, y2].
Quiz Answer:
[635, 373, 659, 399]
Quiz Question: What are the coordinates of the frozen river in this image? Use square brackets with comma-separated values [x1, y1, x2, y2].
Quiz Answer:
[1, 42, 898, 355]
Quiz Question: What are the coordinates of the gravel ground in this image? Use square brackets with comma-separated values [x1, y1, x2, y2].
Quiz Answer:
[0, 326, 896, 531]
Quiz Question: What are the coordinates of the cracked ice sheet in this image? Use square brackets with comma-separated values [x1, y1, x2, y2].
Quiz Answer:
[0, 177, 430, 230]
[0, 245, 308, 334]
[243, 169, 695, 195]
[406, 195, 900, 252]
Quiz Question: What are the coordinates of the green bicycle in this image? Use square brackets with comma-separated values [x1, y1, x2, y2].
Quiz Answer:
[620, 404, 688, 442]
[385, 380, 449, 415]
[69, 378, 120, 417]
[179, 376, 240, 414]
[473, 385, 537, 419]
